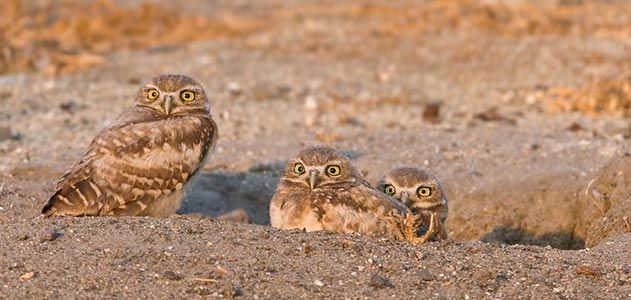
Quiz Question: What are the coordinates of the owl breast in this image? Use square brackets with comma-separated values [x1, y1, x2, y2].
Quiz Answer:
[42, 109, 217, 217]
[269, 184, 399, 237]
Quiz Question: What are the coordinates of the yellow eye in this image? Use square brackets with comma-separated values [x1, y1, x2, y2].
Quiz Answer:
[417, 186, 432, 197]
[326, 165, 341, 176]
[294, 163, 305, 174]
[180, 90, 195, 102]
[384, 184, 396, 196]
[147, 89, 160, 101]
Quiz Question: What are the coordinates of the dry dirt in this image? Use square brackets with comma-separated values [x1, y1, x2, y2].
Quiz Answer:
[0, 0, 630, 298]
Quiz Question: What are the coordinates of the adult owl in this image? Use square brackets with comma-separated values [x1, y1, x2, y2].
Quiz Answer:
[41, 74, 217, 217]
[269, 146, 436, 244]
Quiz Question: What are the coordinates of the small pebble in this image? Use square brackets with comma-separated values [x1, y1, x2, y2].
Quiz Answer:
[422, 102, 442, 124]
[228, 82, 242, 96]
[233, 287, 243, 297]
[495, 273, 509, 283]
[164, 271, 183, 281]
[567, 122, 583, 132]
[39, 229, 63, 243]
[575, 265, 601, 277]
[19, 272, 35, 281]
[418, 269, 435, 281]
[368, 274, 394, 289]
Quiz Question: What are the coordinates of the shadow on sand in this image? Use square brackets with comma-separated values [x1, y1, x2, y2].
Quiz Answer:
[177, 161, 286, 225]
[481, 227, 586, 250]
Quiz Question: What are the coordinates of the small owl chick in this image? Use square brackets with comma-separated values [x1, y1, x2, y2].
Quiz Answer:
[378, 167, 449, 240]
[269, 146, 436, 245]
[41, 74, 218, 217]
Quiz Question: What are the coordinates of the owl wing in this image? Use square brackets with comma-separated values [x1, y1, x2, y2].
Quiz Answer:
[316, 181, 413, 237]
[42, 110, 217, 217]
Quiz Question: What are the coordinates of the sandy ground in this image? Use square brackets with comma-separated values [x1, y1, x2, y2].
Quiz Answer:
[0, 0, 630, 298]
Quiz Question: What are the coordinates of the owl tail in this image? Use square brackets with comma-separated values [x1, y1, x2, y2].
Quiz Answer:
[41, 190, 64, 217]
[41, 179, 103, 217]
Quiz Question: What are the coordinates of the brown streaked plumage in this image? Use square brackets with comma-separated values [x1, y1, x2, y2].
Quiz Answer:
[378, 167, 449, 240]
[269, 146, 436, 245]
[41, 74, 217, 217]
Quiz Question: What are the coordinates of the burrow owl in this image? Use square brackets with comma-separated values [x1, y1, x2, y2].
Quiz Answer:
[378, 167, 449, 240]
[41, 74, 218, 217]
[269, 146, 437, 245]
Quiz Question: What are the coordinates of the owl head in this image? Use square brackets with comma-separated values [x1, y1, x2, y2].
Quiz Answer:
[378, 167, 446, 211]
[135, 74, 209, 115]
[281, 146, 362, 190]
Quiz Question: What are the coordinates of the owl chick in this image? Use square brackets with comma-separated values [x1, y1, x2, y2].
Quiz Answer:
[41, 74, 217, 217]
[269, 146, 437, 245]
[378, 167, 449, 240]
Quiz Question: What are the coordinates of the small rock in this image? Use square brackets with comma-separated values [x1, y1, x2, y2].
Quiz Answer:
[39, 229, 63, 243]
[19, 272, 35, 281]
[164, 271, 183, 281]
[576, 265, 601, 277]
[474, 107, 516, 125]
[221, 111, 230, 120]
[233, 287, 243, 297]
[495, 273, 509, 283]
[227, 82, 242, 96]
[422, 102, 442, 124]
[567, 122, 583, 132]
[418, 269, 435, 281]
[444, 152, 457, 161]
[368, 274, 394, 289]
[473, 269, 495, 281]
[59, 100, 83, 113]
[314, 279, 324, 287]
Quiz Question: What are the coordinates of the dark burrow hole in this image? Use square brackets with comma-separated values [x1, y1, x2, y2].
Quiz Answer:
[481, 227, 585, 250]
[178, 162, 285, 225]
[181, 169, 589, 250]
[181, 169, 590, 250]
[180, 156, 629, 251]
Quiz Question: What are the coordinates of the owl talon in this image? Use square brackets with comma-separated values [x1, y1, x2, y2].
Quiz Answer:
[410, 212, 437, 245]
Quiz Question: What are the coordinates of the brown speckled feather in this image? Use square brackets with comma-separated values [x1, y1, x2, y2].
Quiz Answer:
[378, 167, 449, 240]
[269, 146, 432, 244]
[42, 74, 217, 217]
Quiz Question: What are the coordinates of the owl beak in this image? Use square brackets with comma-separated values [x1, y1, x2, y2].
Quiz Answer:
[308, 170, 319, 189]
[400, 192, 411, 206]
[163, 95, 174, 115]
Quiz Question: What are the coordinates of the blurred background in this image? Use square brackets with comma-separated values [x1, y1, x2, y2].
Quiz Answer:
[1, 0, 630, 115]
[0, 0, 629, 249]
